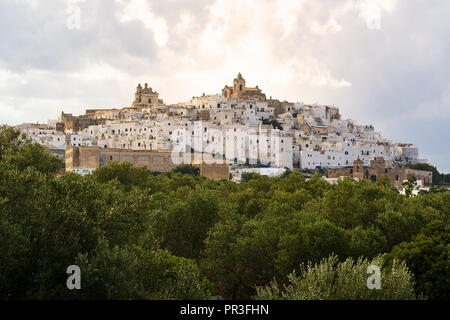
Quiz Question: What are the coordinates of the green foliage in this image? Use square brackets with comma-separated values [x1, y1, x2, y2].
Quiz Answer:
[262, 119, 283, 130]
[402, 175, 418, 198]
[255, 254, 419, 300]
[0, 127, 212, 300]
[240, 172, 258, 183]
[384, 221, 450, 300]
[153, 186, 220, 259]
[171, 164, 200, 176]
[409, 163, 450, 185]
[424, 185, 450, 194]
[1, 125, 448, 300]
[74, 244, 213, 300]
[0, 125, 61, 175]
[92, 162, 151, 188]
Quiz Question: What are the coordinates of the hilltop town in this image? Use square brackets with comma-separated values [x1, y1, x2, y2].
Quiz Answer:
[16, 73, 432, 190]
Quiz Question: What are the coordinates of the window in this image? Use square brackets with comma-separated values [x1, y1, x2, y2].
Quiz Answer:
[153, 156, 164, 162]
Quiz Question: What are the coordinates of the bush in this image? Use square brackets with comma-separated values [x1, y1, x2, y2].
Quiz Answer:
[254, 254, 419, 300]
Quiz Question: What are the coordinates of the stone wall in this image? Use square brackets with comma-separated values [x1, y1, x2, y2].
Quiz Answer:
[66, 146, 230, 180]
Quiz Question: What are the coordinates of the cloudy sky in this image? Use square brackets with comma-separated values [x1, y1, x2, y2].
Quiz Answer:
[0, 0, 449, 172]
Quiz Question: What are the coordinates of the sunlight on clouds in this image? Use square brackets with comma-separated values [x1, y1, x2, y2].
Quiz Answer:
[289, 59, 353, 88]
[116, 0, 168, 47]
[0, 69, 28, 87]
[311, 18, 343, 35]
[66, 62, 132, 84]
[175, 12, 193, 34]
[352, 0, 398, 29]
[274, 0, 304, 39]
[174, 0, 351, 95]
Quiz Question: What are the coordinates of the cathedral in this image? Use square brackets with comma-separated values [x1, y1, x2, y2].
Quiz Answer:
[132, 83, 164, 110]
[222, 73, 266, 101]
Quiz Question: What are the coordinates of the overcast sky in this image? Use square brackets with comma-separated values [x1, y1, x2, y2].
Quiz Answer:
[0, 0, 449, 172]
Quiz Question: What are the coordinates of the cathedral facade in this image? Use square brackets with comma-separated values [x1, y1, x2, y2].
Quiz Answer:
[222, 73, 266, 101]
[132, 83, 164, 110]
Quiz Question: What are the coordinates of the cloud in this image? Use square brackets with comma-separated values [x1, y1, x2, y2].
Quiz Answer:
[117, 0, 168, 47]
[353, 0, 399, 30]
[0, 0, 449, 172]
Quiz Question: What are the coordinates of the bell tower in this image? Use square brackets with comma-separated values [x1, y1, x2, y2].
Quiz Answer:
[233, 72, 246, 95]
[353, 157, 364, 179]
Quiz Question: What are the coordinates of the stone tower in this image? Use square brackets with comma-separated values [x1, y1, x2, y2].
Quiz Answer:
[233, 72, 246, 93]
[353, 157, 364, 179]
[222, 73, 266, 101]
[132, 83, 163, 110]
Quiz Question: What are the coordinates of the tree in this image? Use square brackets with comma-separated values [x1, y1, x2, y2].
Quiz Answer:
[200, 206, 248, 299]
[92, 161, 151, 188]
[262, 119, 283, 130]
[1, 126, 448, 300]
[255, 254, 419, 300]
[384, 221, 450, 300]
[0, 125, 61, 175]
[402, 175, 418, 198]
[276, 217, 350, 277]
[427, 185, 450, 194]
[240, 172, 257, 183]
[171, 164, 200, 176]
[74, 244, 213, 300]
[153, 186, 220, 259]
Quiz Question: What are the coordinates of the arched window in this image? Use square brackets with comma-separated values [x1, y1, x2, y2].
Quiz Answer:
[148, 98, 152, 103]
